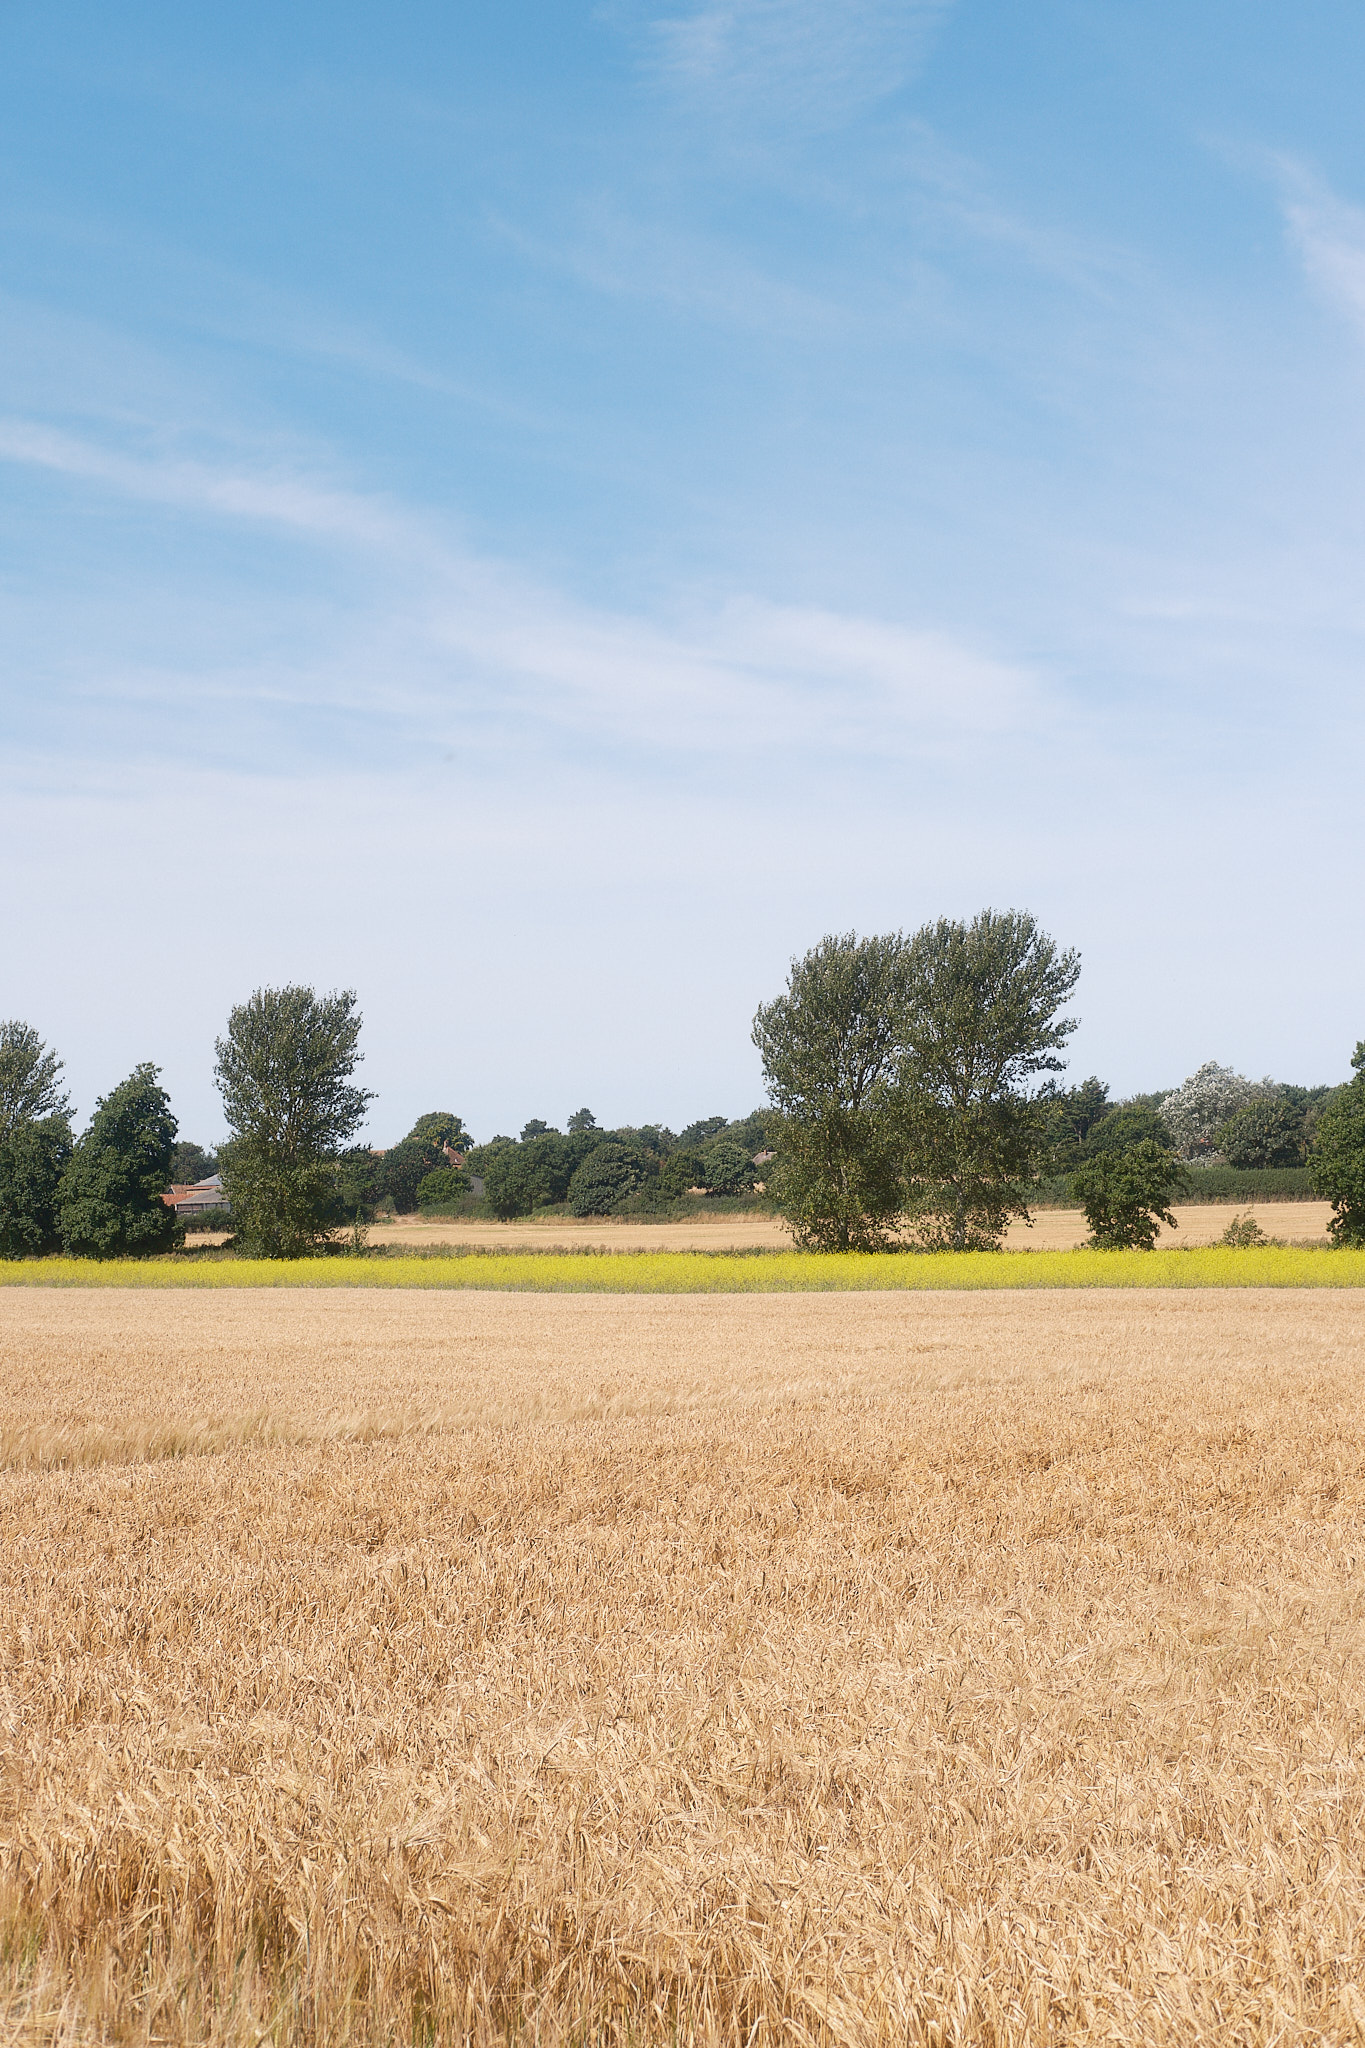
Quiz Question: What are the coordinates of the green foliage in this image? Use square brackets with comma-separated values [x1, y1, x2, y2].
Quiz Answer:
[0, 1113, 73, 1257]
[567, 1143, 645, 1216]
[416, 1166, 471, 1211]
[181, 1207, 233, 1234]
[1217, 1097, 1306, 1169]
[1219, 1212, 1279, 1248]
[1039, 1076, 1111, 1170]
[168, 1140, 218, 1185]
[1070, 1140, 1188, 1250]
[1310, 1042, 1365, 1247]
[482, 1145, 547, 1220]
[57, 1065, 180, 1258]
[697, 1138, 753, 1196]
[0, 1020, 70, 1143]
[333, 1146, 385, 1225]
[405, 1111, 473, 1154]
[722, 1109, 772, 1156]
[215, 986, 373, 1258]
[679, 1116, 729, 1149]
[567, 1108, 598, 1133]
[658, 1149, 706, 1199]
[1083, 1103, 1172, 1158]
[753, 932, 911, 1252]
[520, 1119, 552, 1141]
[899, 909, 1081, 1251]
[381, 1137, 442, 1214]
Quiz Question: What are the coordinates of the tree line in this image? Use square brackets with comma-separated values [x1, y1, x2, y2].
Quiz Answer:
[3, 907, 1363, 1258]
[754, 911, 1365, 1250]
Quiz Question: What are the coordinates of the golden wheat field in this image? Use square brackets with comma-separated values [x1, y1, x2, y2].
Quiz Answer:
[310, 1199, 1337, 1255]
[4, 1285, 1365, 2045]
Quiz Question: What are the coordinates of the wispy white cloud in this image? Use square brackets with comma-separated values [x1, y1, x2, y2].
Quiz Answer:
[0, 412, 1041, 768]
[642, 0, 954, 129]
[1278, 160, 1365, 345]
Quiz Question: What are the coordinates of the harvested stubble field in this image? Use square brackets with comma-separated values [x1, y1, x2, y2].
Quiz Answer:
[4, 1286, 1365, 2044]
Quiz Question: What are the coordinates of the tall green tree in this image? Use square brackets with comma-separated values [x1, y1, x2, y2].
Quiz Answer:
[215, 987, 373, 1257]
[57, 1065, 180, 1258]
[0, 1114, 73, 1257]
[752, 933, 910, 1251]
[899, 910, 1081, 1251]
[0, 1020, 70, 1143]
[1310, 1042, 1365, 1247]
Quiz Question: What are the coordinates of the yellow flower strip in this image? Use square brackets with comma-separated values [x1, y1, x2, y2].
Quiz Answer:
[1, 1246, 1362, 1290]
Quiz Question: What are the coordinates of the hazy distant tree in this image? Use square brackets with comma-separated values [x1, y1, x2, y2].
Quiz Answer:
[520, 1119, 552, 1142]
[1071, 1140, 1188, 1251]
[416, 1165, 471, 1211]
[658, 1148, 706, 1199]
[679, 1115, 729, 1150]
[753, 932, 910, 1252]
[1310, 1043, 1365, 1246]
[1217, 1097, 1306, 1169]
[1039, 1076, 1111, 1170]
[215, 986, 373, 1257]
[721, 1109, 772, 1157]
[0, 1021, 70, 1144]
[698, 1137, 753, 1196]
[568, 1143, 644, 1216]
[482, 1145, 545, 1220]
[57, 1065, 180, 1258]
[406, 1110, 474, 1154]
[899, 910, 1080, 1251]
[1083, 1103, 1173, 1159]
[168, 1140, 218, 1186]
[567, 1108, 598, 1133]
[0, 1114, 73, 1257]
[1158, 1062, 1270, 1161]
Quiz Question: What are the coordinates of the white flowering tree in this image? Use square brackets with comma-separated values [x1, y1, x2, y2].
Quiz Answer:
[1159, 1061, 1275, 1161]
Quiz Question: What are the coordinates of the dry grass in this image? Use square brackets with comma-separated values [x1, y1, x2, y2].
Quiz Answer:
[306, 1200, 1337, 1255]
[4, 1287, 1365, 2044]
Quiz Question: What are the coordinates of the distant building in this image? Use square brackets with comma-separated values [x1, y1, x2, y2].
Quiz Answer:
[162, 1173, 230, 1219]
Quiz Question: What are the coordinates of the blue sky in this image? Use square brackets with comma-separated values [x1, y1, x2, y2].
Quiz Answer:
[3, 0, 1364, 1144]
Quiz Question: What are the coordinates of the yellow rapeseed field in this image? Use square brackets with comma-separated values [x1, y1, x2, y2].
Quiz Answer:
[4, 1284, 1365, 2043]
[3, 1243, 1364, 1292]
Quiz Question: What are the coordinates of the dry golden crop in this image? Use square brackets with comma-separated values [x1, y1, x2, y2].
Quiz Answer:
[4, 1285, 1365, 2044]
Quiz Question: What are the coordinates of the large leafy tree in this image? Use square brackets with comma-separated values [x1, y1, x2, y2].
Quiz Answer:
[215, 987, 373, 1257]
[0, 1020, 70, 1144]
[1217, 1097, 1306, 1169]
[753, 932, 911, 1252]
[57, 1065, 180, 1258]
[1310, 1043, 1365, 1246]
[0, 1114, 74, 1257]
[567, 1143, 645, 1216]
[1158, 1062, 1269, 1161]
[1071, 1140, 1188, 1250]
[899, 910, 1080, 1251]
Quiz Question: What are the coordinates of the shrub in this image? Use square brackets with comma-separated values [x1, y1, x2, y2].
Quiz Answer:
[1070, 1140, 1188, 1251]
[1218, 1212, 1285, 1249]
[181, 1206, 234, 1235]
[416, 1166, 471, 1212]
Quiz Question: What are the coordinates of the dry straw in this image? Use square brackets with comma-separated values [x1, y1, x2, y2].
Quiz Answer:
[3, 1285, 1365, 2042]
